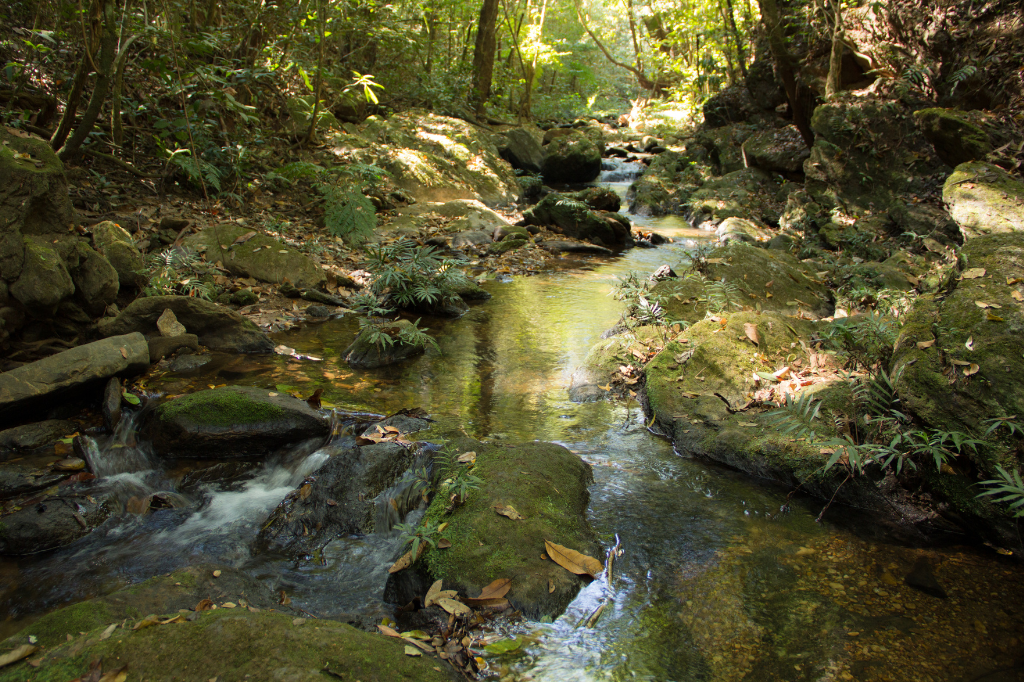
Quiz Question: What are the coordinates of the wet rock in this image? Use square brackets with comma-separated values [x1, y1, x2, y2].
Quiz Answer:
[148, 333, 200, 363]
[451, 279, 491, 301]
[489, 237, 528, 255]
[684, 168, 781, 228]
[143, 386, 331, 459]
[541, 131, 602, 183]
[9, 237, 75, 311]
[942, 162, 1024, 240]
[715, 217, 771, 244]
[742, 125, 810, 175]
[904, 556, 948, 598]
[163, 353, 211, 373]
[915, 108, 992, 168]
[522, 193, 633, 249]
[499, 127, 545, 173]
[0, 419, 77, 452]
[256, 441, 424, 556]
[493, 225, 531, 242]
[627, 150, 706, 216]
[451, 230, 493, 249]
[98, 295, 274, 353]
[305, 304, 330, 318]
[387, 437, 597, 620]
[571, 186, 621, 212]
[0, 333, 149, 422]
[0, 463, 68, 500]
[570, 326, 663, 402]
[0, 478, 112, 554]
[102, 377, 122, 432]
[185, 223, 326, 288]
[179, 460, 263, 491]
[343, 319, 427, 369]
[362, 413, 432, 438]
[539, 240, 614, 255]
[0, 592, 452, 682]
[90, 221, 146, 289]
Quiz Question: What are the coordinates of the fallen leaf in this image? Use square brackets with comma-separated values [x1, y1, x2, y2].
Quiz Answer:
[424, 579, 444, 607]
[743, 323, 759, 346]
[544, 541, 603, 578]
[962, 268, 987, 279]
[548, 579, 555, 594]
[437, 597, 473, 617]
[292, 618, 306, 626]
[484, 638, 522, 655]
[402, 637, 433, 652]
[133, 614, 161, 630]
[233, 231, 258, 245]
[221, 602, 236, 609]
[195, 599, 214, 611]
[388, 541, 426, 574]
[494, 504, 524, 520]
[119, 347, 128, 359]
[456, 451, 476, 463]
[1013, 291, 1024, 302]
[437, 539, 452, 548]
[377, 624, 401, 637]
[97, 666, 128, 682]
[952, 359, 971, 366]
[476, 578, 512, 599]
[159, 615, 184, 624]
[299, 483, 312, 501]
[988, 312, 1005, 321]
[461, 597, 510, 609]
[99, 623, 118, 640]
[975, 301, 1002, 309]
[404, 645, 422, 657]
[0, 644, 37, 668]
[966, 336, 975, 350]
[1007, 277, 1023, 285]
[598, 384, 611, 391]
[212, 570, 221, 578]
[126, 495, 151, 515]
[965, 363, 980, 376]
[917, 340, 936, 349]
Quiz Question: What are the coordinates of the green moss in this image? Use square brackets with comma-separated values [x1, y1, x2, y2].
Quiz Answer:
[7, 600, 118, 650]
[914, 108, 992, 167]
[0, 609, 451, 682]
[420, 438, 596, 619]
[489, 238, 527, 254]
[157, 387, 286, 428]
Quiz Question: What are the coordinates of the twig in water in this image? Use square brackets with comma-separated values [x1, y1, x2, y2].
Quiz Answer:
[816, 473, 852, 523]
[606, 533, 622, 586]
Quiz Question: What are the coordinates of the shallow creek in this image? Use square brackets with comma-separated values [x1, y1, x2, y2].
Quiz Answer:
[2, 171, 1024, 681]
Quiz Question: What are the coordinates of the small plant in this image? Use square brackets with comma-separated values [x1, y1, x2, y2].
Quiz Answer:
[977, 466, 1024, 517]
[395, 517, 441, 558]
[433, 441, 483, 505]
[141, 248, 216, 300]
[819, 311, 900, 370]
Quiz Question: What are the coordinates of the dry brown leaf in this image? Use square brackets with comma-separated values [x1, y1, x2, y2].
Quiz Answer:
[388, 541, 426, 574]
[195, 599, 215, 611]
[544, 541, 603, 577]
[743, 323, 759, 346]
[917, 340, 936, 349]
[133, 614, 161, 630]
[96, 666, 128, 682]
[437, 539, 452, 549]
[965, 363, 981, 376]
[119, 347, 128, 359]
[952, 359, 971, 366]
[424, 579, 444, 607]
[377, 624, 401, 637]
[548, 579, 555, 594]
[476, 578, 512, 600]
[494, 504, 524, 520]
[966, 336, 975, 350]
[403, 637, 433, 652]
[456, 451, 477, 463]
[126, 495, 151, 515]
[299, 483, 312, 501]
[404, 645, 422, 657]
[0, 644, 37, 668]
[233, 231, 258, 245]
[1007, 277, 1023, 285]
[461, 597, 510, 609]
[437, 597, 473, 617]
[962, 268, 987, 280]
[159, 615, 185, 625]
[975, 301, 1002, 309]
[1013, 291, 1024, 302]
[98, 623, 118, 641]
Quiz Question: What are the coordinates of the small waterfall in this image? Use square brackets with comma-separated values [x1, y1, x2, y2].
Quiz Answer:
[373, 447, 434, 533]
[599, 158, 644, 183]
[82, 411, 155, 477]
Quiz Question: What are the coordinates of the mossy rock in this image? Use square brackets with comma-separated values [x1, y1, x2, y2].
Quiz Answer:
[186, 224, 325, 289]
[540, 132, 602, 184]
[143, 386, 330, 459]
[8, 237, 74, 310]
[69, 242, 119, 315]
[521, 193, 633, 249]
[742, 125, 810, 174]
[569, 325, 663, 401]
[0, 600, 453, 682]
[626, 151, 707, 217]
[696, 122, 757, 174]
[683, 168, 782, 228]
[415, 438, 597, 619]
[90, 221, 146, 289]
[489, 237, 528, 255]
[914, 108, 992, 168]
[942, 162, 1024, 240]
[652, 242, 834, 325]
[343, 319, 427, 369]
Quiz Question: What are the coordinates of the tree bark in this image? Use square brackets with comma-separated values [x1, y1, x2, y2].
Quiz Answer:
[757, 0, 814, 147]
[824, 0, 844, 99]
[724, 0, 747, 78]
[305, 0, 327, 145]
[470, 0, 500, 118]
[58, 0, 117, 161]
[51, 0, 103, 151]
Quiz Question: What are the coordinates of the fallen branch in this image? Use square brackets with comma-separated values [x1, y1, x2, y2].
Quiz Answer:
[82, 147, 162, 178]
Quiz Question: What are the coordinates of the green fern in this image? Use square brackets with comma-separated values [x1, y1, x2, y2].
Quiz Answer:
[321, 183, 377, 242]
[977, 466, 1024, 517]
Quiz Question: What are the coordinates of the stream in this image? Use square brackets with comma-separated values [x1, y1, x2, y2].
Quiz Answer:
[2, 163, 1023, 681]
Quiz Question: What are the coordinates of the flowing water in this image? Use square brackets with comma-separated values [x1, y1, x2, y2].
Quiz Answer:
[2, 163, 1023, 680]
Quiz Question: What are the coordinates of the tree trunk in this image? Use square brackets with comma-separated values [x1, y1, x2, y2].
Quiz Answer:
[305, 0, 327, 145]
[58, 0, 117, 161]
[470, 0, 500, 118]
[50, 0, 103, 151]
[757, 0, 814, 147]
[724, 0, 747, 78]
[110, 33, 139, 148]
[825, 0, 844, 99]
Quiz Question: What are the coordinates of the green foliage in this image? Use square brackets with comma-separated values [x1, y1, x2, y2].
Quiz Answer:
[820, 311, 900, 370]
[613, 271, 687, 333]
[141, 248, 216, 300]
[977, 466, 1024, 517]
[433, 441, 483, 506]
[395, 516, 441, 558]
[270, 162, 387, 243]
[359, 239, 469, 314]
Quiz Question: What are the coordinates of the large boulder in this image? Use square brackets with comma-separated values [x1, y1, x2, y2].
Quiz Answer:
[745, 58, 786, 111]
[69, 242, 119, 315]
[742, 125, 810, 174]
[0, 128, 73, 283]
[185, 223, 325, 288]
[541, 131, 602, 184]
[98, 295, 274, 353]
[256, 440, 424, 556]
[628, 150, 708, 216]
[359, 111, 519, 206]
[91, 221, 146, 289]
[0, 333, 149, 421]
[522, 193, 633, 249]
[684, 168, 782, 228]
[0, 572, 453, 682]
[653, 242, 834, 324]
[0, 477, 113, 554]
[386, 437, 597, 620]
[143, 386, 331, 459]
[942, 162, 1024, 240]
[915, 108, 992, 168]
[498, 127, 545, 173]
[8, 236, 75, 310]
[702, 84, 759, 128]
[0, 419, 77, 451]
